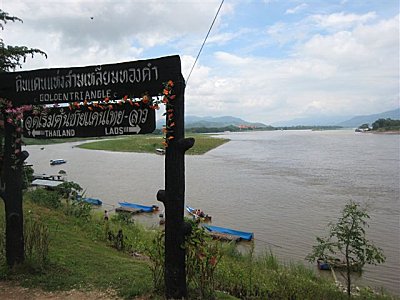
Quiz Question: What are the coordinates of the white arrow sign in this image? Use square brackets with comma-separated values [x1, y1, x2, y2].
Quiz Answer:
[125, 126, 141, 134]
[32, 130, 45, 137]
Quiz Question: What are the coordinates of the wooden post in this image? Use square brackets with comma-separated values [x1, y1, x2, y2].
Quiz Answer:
[2, 120, 26, 267]
[158, 78, 194, 299]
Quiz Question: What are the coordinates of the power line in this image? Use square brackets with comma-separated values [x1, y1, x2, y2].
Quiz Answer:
[186, 0, 224, 85]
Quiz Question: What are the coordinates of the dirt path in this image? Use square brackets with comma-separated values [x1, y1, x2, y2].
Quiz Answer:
[0, 281, 121, 300]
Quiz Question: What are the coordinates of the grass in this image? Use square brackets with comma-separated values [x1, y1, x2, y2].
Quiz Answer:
[23, 133, 229, 155]
[0, 200, 154, 298]
[77, 134, 229, 155]
[23, 136, 110, 146]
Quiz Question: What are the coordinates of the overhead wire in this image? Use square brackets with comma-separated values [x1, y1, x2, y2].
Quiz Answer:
[186, 0, 224, 86]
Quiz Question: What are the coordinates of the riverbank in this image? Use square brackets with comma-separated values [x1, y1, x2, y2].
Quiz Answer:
[24, 134, 229, 155]
[3, 192, 393, 299]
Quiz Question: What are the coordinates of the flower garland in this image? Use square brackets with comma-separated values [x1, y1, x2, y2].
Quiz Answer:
[65, 80, 176, 149]
[159, 80, 176, 148]
[0, 98, 33, 167]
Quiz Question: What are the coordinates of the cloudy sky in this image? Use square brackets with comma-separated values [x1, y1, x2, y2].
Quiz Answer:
[1, 0, 399, 124]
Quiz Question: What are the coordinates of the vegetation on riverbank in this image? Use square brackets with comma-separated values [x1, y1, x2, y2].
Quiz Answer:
[77, 134, 229, 155]
[23, 134, 229, 155]
[0, 187, 396, 299]
[357, 118, 400, 133]
[371, 118, 400, 132]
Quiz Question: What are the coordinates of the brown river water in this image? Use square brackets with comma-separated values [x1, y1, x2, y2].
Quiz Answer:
[24, 130, 399, 295]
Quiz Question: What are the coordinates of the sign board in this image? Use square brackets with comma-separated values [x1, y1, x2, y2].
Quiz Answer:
[0, 55, 182, 106]
[23, 102, 155, 138]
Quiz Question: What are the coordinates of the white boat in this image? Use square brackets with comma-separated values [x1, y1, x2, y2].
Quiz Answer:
[155, 148, 165, 155]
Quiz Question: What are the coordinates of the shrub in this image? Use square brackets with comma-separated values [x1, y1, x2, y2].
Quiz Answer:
[63, 199, 92, 221]
[27, 188, 61, 209]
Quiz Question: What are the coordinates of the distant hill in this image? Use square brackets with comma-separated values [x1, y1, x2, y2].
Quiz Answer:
[271, 115, 351, 127]
[271, 108, 400, 127]
[336, 108, 400, 128]
[157, 115, 268, 129]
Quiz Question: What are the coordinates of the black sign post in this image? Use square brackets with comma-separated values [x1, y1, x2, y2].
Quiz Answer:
[0, 55, 192, 299]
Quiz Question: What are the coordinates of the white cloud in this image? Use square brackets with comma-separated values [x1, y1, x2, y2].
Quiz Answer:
[184, 14, 399, 123]
[285, 3, 308, 15]
[311, 12, 377, 30]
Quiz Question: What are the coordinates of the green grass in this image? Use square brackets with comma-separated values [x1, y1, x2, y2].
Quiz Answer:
[77, 134, 229, 155]
[0, 200, 154, 299]
[23, 136, 110, 146]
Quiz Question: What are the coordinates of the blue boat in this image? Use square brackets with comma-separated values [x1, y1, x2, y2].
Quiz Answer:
[82, 197, 102, 205]
[50, 159, 67, 165]
[203, 225, 254, 241]
[117, 202, 159, 213]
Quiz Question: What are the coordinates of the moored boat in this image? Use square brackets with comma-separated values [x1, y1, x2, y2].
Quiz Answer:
[186, 206, 212, 222]
[116, 202, 159, 214]
[317, 258, 362, 272]
[155, 148, 165, 155]
[81, 197, 103, 206]
[203, 225, 254, 242]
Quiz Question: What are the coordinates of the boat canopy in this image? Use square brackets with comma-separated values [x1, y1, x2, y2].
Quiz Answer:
[204, 225, 254, 241]
[118, 202, 156, 213]
[82, 197, 102, 205]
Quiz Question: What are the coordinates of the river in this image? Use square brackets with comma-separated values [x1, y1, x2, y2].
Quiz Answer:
[24, 130, 400, 295]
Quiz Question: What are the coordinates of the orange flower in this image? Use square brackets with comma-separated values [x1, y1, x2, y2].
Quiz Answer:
[167, 136, 174, 140]
[163, 89, 169, 95]
[142, 95, 149, 104]
[167, 80, 174, 87]
[88, 106, 93, 111]
[162, 141, 168, 147]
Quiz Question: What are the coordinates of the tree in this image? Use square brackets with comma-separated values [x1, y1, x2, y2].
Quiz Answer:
[358, 123, 370, 130]
[307, 201, 385, 297]
[0, 9, 46, 267]
[0, 9, 47, 72]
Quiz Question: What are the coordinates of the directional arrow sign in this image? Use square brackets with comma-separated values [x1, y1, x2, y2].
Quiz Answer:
[23, 102, 155, 139]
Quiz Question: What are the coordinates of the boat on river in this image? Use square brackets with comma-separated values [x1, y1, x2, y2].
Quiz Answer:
[203, 225, 254, 242]
[317, 258, 362, 272]
[155, 148, 165, 155]
[50, 159, 67, 165]
[116, 202, 159, 214]
[81, 197, 103, 206]
[186, 206, 212, 222]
